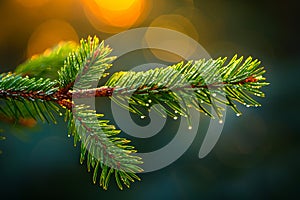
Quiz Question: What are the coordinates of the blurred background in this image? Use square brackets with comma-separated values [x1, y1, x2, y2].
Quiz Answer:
[0, 0, 299, 199]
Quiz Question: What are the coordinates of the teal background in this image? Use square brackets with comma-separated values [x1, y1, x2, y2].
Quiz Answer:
[0, 0, 299, 199]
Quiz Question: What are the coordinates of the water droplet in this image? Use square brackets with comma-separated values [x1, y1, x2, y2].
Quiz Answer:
[68, 135, 71, 138]
[236, 113, 241, 117]
[188, 126, 192, 130]
[218, 120, 223, 124]
[140, 116, 146, 119]
[184, 115, 188, 117]
[212, 93, 217, 97]
[145, 103, 149, 107]
[246, 105, 250, 107]
[255, 104, 259, 107]
[148, 99, 152, 103]
[173, 116, 178, 120]
[200, 100, 204, 103]
[174, 110, 178, 114]
[59, 113, 63, 116]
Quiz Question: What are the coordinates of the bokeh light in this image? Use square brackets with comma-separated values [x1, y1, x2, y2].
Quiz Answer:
[27, 19, 78, 58]
[0, 0, 298, 198]
[145, 14, 199, 62]
[81, 0, 150, 33]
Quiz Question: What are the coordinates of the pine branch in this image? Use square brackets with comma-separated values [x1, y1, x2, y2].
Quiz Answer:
[0, 35, 269, 190]
[58, 36, 115, 89]
[0, 37, 142, 190]
[65, 105, 142, 190]
[0, 73, 61, 123]
[102, 55, 269, 122]
[57, 36, 142, 190]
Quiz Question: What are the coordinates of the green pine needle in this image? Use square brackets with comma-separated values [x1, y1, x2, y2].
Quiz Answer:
[105, 55, 269, 120]
[0, 35, 269, 190]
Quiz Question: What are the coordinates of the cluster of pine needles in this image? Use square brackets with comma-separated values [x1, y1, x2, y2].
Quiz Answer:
[0, 36, 268, 190]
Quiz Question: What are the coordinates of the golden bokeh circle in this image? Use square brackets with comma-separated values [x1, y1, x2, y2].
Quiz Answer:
[27, 19, 78, 58]
[145, 14, 199, 62]
[81, 0, 149, 33]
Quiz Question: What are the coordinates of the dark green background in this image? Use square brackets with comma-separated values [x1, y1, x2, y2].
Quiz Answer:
[0, 0, 299, 199]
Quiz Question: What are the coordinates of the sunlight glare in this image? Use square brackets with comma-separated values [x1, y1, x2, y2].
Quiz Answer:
[81, 0, 148, 33]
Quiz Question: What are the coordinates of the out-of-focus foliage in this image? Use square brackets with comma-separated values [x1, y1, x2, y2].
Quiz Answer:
[15, 41, 78, 80]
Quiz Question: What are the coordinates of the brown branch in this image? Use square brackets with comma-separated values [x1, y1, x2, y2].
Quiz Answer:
[69, 75, 258, 98]
[0, 89, 54, 101]
[0, 75, 257, 110]
[70, 86, 114, 98]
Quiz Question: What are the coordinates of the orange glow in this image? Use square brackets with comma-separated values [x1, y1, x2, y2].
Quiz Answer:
[18, 118, 37, 128]
[95, 0, 137, 11]
[27, 19, 78, 58]
[81, 0, 149, 33]
[16, 0, 49, 7]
